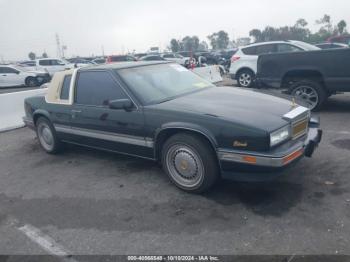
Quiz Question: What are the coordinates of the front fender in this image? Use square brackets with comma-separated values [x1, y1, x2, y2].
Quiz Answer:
[33, 109, 51, 124]
[155, 122, 218, 148]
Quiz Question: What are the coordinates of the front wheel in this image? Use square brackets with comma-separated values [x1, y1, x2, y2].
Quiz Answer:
[25, 77, 39, 87]
[237, 70, 254, 88]
[161, 133, 219, 193]
[290, 80, 327, 111]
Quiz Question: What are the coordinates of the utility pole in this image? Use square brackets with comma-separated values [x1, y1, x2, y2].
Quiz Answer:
[101, 45, 105, 56]
[56, 33, 62, 58]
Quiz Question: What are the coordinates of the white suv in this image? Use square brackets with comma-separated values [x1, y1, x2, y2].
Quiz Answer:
[229, 40, 320, 87]
[35, 58, 73, 76]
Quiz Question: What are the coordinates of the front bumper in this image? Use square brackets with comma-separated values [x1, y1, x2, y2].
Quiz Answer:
[218, 127, 322, 182]
[23, 117, 35, 130]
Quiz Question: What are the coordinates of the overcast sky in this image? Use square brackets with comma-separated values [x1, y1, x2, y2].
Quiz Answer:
[0, 0, 349, 61]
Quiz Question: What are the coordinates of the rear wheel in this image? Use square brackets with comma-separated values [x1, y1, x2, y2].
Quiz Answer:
[36, 117, 62, 154]
[237, 69, 254, 87]
[161, 133, 219, 193]
[290, 80, 327, 111]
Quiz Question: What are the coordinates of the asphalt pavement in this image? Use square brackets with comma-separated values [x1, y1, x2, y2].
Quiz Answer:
[0, 86, 42, 94]
[0, 83, 350, 256]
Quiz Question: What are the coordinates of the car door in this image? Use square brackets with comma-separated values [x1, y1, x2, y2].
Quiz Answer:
[239, 46, 259, 73]
[0, 67, 24, 87]
[50, 59, 68, 73]
[38, 59, 53, 75]
[68, 70, 151, 158]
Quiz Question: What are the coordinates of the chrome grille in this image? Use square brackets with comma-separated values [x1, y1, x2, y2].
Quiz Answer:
[291, 117, 308, 139]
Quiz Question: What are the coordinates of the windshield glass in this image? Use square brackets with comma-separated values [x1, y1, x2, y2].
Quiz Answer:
[293, 41, 320, 50]
[13, 65, 30, 71]
[117, 63, 214, 105]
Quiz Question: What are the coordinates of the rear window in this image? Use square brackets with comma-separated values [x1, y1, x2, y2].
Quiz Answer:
[60, 75, 72, 100]
[241, 46, 257, 55]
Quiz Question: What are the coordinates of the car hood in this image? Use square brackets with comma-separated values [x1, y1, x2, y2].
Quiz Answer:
[154, 87, 296, 132]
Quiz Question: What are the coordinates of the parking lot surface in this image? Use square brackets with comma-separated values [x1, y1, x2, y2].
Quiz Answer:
[0, 86, 350, 255]
[0, 86, 43, 94]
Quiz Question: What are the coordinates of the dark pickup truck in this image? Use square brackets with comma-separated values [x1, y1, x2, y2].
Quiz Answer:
[257, 48, 350, 110]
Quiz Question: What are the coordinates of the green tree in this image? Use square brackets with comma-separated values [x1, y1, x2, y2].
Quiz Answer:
[249, 29, 262, 42]
[316, 14, 333, 34]
[198, 41, 208, 50]
[42, 52, 48, 58]
[170, 39, 181, 53]
[28, 52, 36, 60]
[182, 36, 199, 51]
[207, 30, 229, 49]
[337, 20, 347, 34]
[295, 18, 308, 28]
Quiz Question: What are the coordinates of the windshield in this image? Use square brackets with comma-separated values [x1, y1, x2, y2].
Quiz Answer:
[117, 63, 214, 105]
[292, 41, 320, 51]
[13, 65, 30, 71]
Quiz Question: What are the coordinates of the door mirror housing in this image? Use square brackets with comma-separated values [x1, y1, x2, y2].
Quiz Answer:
[109, 98, 134, 111]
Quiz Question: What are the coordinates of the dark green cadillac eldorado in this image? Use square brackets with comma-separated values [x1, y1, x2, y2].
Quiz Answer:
[23, 61, 322, 193]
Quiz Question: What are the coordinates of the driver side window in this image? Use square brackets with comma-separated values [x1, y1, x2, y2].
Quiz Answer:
[3, 67, 18, 74]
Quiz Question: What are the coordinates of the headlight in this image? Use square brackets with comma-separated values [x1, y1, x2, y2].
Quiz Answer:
[270, 125, 290, 147]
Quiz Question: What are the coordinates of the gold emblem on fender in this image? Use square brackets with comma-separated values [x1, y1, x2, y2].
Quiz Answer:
[233, 141, 248, 147]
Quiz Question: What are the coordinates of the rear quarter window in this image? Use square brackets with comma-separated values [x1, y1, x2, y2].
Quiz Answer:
[241, 46, 257, 55]
[60, 75, 72, 100]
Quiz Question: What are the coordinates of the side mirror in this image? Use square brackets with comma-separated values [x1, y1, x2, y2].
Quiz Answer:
[109, 98, 134, 111]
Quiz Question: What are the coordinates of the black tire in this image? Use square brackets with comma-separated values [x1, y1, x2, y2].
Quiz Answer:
[161, 133, 219, 193]
[35, 117, 62, 154]
[236, 69, 255, 88]
[289, 80, 327, 111]
[25, 77, 39, 87]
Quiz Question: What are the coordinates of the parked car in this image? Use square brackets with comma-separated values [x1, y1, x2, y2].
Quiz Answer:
[91, 57, 107, 64]
[315, 42, 349, 49]
[161, 53, 188, 65]
[134, 53, 148, 59]
[66, 58, 97, 67]
[23, 61, 322, 193]
[176, 51, 193, 58]
[327, 35, 350, 45]
[35, 58, 73, 76]
[0, 65, 50, 87]
[139, 55, 165, 61]
[229, 40, 320, 87]
[257, 48, 350, 110]
[18, 60, 36, 68]
[106, 55, 137, 63]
